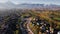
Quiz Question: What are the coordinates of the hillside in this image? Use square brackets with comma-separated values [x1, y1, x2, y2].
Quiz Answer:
[0, 9, 60, 34]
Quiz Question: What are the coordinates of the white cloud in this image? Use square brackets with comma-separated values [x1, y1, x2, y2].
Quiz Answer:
[0, 0, 8, 3]
[0, 0, 60, 5]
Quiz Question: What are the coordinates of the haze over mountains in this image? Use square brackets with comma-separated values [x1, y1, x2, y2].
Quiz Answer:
[0, 1, 60, 10]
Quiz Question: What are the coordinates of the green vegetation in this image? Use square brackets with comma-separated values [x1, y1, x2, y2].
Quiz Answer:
[0, 9, 60, 34]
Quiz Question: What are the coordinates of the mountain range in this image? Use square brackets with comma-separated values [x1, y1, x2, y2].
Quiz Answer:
[0, 1, 60, 10]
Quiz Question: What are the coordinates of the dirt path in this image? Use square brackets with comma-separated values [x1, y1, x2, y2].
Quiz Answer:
[26, 18, 34, 34]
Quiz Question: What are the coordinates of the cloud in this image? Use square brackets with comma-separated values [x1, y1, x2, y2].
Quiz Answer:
[0, 0, 60, 5]
[0, 0, 8, 3]
[11, 0, 60, 5]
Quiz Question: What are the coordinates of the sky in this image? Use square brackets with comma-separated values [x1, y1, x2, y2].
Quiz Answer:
[0, 0, 60, 5]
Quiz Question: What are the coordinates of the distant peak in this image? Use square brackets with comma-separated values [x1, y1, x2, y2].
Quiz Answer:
[6, 1, 13, 4]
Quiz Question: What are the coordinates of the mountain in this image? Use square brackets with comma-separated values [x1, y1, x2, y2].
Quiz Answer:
[0, 1, 60, 10]
[0, 1, 16, 8]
